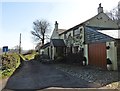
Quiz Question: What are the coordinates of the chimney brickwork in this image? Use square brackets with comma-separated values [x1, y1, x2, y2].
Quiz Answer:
[98, 3, 103, 13]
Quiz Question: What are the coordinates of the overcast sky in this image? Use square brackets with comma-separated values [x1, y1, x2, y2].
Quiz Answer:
[0, 0, 119, 50]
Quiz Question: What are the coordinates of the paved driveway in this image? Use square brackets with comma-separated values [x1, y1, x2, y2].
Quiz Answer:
[3, 60, 100, 90]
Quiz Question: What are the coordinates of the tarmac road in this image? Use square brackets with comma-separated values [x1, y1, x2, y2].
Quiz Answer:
[3, 60, 101, 90]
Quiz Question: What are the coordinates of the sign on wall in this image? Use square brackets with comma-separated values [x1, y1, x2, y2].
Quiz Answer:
[3, 46, 8, 52]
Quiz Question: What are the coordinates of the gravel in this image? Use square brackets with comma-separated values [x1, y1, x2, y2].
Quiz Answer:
[54, 63, 119, 87]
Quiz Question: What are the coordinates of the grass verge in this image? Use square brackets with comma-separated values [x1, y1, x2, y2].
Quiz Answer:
[0, 53, 21, 79]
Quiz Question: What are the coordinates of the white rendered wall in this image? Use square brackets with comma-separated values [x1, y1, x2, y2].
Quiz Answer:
[106, 41, 118, 70]
[84, 44, 88, 65]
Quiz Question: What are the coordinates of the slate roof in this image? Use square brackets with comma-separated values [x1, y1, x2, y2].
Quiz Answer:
[59, 13, 120, 35]
[85, 27, 115, 43]
[40, 42, 50, 49]
[51, 39, 66, 47]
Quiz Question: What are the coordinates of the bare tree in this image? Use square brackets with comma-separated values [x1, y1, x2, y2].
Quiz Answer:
[31, 19, 50, 46]
[106, 4, 120, 24]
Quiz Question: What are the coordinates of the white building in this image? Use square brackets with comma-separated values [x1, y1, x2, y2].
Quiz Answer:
[41, 4, 120, 70]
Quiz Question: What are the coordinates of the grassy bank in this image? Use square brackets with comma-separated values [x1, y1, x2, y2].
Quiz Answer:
[24, 53, 37, 60]
[0, 51, 37, 79]
[0, 53, 21, 79]
[20, 52, 37, 61]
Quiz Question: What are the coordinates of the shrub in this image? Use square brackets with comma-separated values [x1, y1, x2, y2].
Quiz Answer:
[1, 53, 20, 78]
[63, 52, 84, 64]
[34, 54, 40, 60]
[54, 56, 64, 63]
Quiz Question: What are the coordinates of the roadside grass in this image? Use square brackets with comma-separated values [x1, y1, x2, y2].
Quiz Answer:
[19, 54, 26, 61]
[0, 68, 15, 79]
[20, 52, 38, 61]
[0, 51, 37, 79]
[24, 53, 37, 60]
[101, 81, 120, 89]
[0, 53, 21, 79]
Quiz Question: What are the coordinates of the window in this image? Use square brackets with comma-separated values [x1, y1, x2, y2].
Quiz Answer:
[74, 29, 80, 36]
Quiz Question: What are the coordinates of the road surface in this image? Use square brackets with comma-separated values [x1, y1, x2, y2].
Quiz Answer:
[3, 60, 100, 90]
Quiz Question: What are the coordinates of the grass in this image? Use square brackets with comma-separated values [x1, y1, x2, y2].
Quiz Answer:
[0, 53, 21, 79]
[20, 52, 38, 61]
[12, 53, 20, 68]
[24, 53, 36, 60]
[0, 51, 37, 79]
[101, 81, 120, 89]
[19, 54, 26, 61]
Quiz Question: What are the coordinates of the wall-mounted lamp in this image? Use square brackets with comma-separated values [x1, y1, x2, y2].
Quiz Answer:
[106, 46, 110, 50]
[83, 41, 85, 45]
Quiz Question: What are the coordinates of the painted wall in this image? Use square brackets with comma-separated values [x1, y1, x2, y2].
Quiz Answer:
[79, 26, 84, 49]
[65, 30, 74, 47]
[44, 48, 48, 55]
[72, 26, 85, 52]
[51, 29, 60, 39]
[84, 44, 88, 65]
[60, 34, 64, 39]
[49, 46, 53, 59]
[66, 30, 74, 38]
[54, 47, 57, 60]
[118, 29, 120, 38]
[85, 13, 119, 29]
[40, 49, 44, 54]
[49, 46, 56, 60]
[106, 41, 118, 70]
[51, 46, 54, 60]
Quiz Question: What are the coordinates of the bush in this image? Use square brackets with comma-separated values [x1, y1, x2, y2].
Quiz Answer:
[34, 54, 40, 60]
[63, 52, 84, 64]
[54, 56, 64, 63]
[1, 53, 20, 78]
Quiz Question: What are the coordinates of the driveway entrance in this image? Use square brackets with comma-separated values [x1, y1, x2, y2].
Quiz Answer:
[3, 60, 100, 90]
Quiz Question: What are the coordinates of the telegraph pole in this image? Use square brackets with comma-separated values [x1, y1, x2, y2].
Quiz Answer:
[19, 33, 21, 54]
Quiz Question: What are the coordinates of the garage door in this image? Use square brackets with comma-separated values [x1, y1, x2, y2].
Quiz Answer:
[88, 43, 107, 69]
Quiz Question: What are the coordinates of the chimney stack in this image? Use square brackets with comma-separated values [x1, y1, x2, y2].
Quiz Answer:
[55, 21, 58, 31]
[98, 3, 103, 13]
